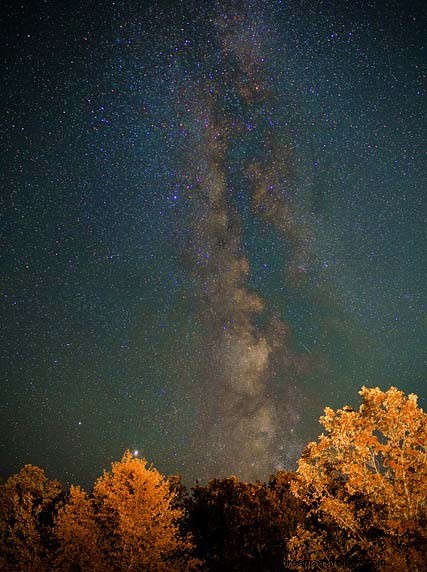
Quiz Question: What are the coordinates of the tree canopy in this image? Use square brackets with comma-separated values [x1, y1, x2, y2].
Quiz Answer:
[288, 386, 427, 571]
[54, 451, 200, 572]
[0, 464, 62, 572]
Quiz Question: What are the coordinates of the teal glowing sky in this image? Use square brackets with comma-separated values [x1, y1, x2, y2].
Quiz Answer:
[1, 0, 425, 486]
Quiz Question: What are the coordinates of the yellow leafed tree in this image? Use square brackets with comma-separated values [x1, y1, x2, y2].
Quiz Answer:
[288, 386, 427, 571]
[0, 464, 62, 572]
[54, 451, 200, 571]
[53, 485, 104, 571]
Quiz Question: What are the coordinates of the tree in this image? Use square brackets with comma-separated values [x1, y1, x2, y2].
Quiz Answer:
[54, 451, 200, 572]
[288, 386, 427, 571]
[268, 470, 307, 566]
[53, 485, 104, 571]
[0, 464, 62, 572]
[186, 474, 305, 571]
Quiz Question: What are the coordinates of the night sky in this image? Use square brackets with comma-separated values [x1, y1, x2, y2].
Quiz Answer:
[1, 0, 425, 487]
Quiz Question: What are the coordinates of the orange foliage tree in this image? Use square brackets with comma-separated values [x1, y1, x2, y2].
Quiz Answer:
[288, 386, 427, 571]
[54, 451, 200, 571]
[0, 464, 62, 572]
[53, 485, 104, 571]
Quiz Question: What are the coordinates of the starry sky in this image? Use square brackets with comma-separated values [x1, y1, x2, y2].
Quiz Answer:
[1, 0, 425, 486]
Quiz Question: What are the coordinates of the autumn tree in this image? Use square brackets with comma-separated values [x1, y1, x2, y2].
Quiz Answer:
[0, 464, 62, 572]
[54, 451, 200, 572]
[288, 386, 427, 571]
[53, 485, 104, 571]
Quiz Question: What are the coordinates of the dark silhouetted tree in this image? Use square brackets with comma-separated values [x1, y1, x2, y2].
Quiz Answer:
[187, 473, 305, 571]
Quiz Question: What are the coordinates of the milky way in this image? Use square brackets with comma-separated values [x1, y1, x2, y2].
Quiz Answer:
[182, 6, 313, 479]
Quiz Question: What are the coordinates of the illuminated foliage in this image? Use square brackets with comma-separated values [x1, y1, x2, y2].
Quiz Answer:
[288, 386, 427, 571]
[54, 451, 200, 572]
[53, 485, 104, 571]
[0, 465, 62, 572]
